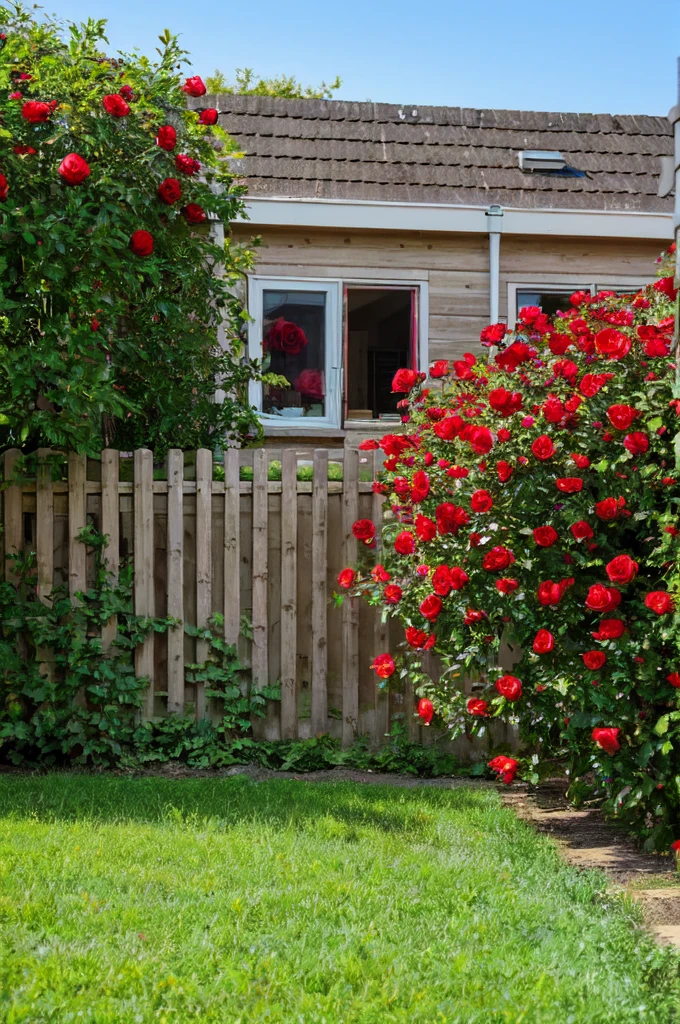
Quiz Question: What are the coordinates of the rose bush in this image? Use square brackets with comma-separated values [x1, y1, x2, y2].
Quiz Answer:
[343, 244, 680, 850]
[0, 5, 266, 455]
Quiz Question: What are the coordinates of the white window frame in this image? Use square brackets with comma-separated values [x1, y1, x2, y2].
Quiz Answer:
[248, 276, 342, 430]
[507, 276, 653, 328]
[248, 275, 429, 432]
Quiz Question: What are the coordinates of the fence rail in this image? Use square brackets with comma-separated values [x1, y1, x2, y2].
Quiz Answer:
[3, 443, 466, 748]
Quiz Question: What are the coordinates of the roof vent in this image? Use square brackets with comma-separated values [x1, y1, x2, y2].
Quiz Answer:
[518, 150, 567, 172]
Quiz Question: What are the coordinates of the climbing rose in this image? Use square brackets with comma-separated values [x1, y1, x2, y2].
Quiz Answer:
[337, 568, 355, 589]
[580, 373, 612, 397]
[667, 673, 680, 688]
[583, 651, 606, 670]
[449, 567, 470, 590]
[181, 75, 207, 97]
[129, 230, 153, 257]
[470, 489, 493, 513]
[435, 502, 470, 534]
[157, 125, 177, 151]
[570, 521, 594, 541]
[198, 108, 218, 125]
[594, 329, 631, 360]
[624, 432, 649, 455]
[415, 515, 437, 542]
[417, 698, 434, 725]
[592, 618, 625, 641]
[405, 627, 436, 649]
[175, 154, 200, 176]
[592, 727, 620, 755]
[57, 153, 90, 185]
[585, 584, 621, 613]
[183, 203, 207, 224]
[607, 404, 637, 430]
[488, 755, 519, 784]
[460, 424, 493, 455]
[496, 578, 518, 594]
[21, 100, 51, 122]
[0, 174, 8, 202]
[371, 653, 395, 679]
[533, 629, 554, 654]
[533, 526, 558, 547]
[488, 387, 522, 417]
[571, 453, 590, 469]
[394, 531, 415, 555]
[352, 519, 375, 543]
[531, 435, 556, 461]
[595, 497, 624, 521]
[495, 674, 522, 701]
[482, 546, 515, 571]
[420, 594, 443, 621]
[467, 698, 489, 717]
[158, 177, 182, 204]
[429, 360, 449, 378]
[556, 477, 583, 493]
[384, 584, 402, 604]
[102, 93, 130, 117]
[605, 555, 639, 585]
[497, 460, 513, 482]
[410, 470, 430, 502]
[537, 579, 572, 606]
[645, 591, 674, 615]
[392, 368, 420, 392]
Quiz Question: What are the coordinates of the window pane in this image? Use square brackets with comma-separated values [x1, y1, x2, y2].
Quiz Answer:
[262, 290, 326, 418]
[516, 290, 581, 320]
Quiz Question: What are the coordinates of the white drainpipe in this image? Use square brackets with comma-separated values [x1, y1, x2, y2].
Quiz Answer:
[485, 204, 504, 359]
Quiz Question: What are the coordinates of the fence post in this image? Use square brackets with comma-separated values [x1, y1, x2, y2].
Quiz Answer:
[195, 448, 213, 719]
[101, 449, 120, 651]
[280, 448, 298, 738]
[251, 449, 269, 692]
[166, 449, 184, 714]
[35, 448, 54, 604]
[134, 448, 155, 719]
[311, 448, 328, 734]
[68, 453, 87, 602]
[223, 448, 240, 647]
[372, 448, 390, 743]
[342, 444, 359, 747]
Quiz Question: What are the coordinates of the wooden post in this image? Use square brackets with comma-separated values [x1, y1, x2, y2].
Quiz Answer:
[100, 449, 120, 651]
[251, 449, 268, 691]
[166, 449, 184, 715]
[68, 453, 87, 602]
[35, 448, 54, 603]
[223, 448, 240, 647]
[134, 448, 155, 719]
[195, 448, 212, 719]
[373, 448, 390, 743]
[280, 448, 297, 739]
[311, 448, 328, 734]
[341, 444, 359, 747]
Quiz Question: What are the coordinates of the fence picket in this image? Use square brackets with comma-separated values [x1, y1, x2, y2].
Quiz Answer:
[372, 448, 390, 741]
[36, 449, 54, 603]
[251, 449, 268, 690]
[68, 453, 87, 602]
[195, 448, 212, 719]
[280, 448, 297, 738]
[2, 450, 22, 585]
[101, 449, 120, 651]
[311, 448, 328, 734]
[341, 445, 359, 747]
[134, 448, 155, 718]
[223, 448, 240, 647]
[166, 449, 184, 714]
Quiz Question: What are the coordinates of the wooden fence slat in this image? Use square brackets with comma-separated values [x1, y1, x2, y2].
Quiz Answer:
[3, 449, 22, 585]
[280, 448, 297, 739]
[100, 449, 120, 651]
[341, 445, 359, 747]
[251, 449, 268, 690]
[195, 448, 212, 719]
[166, 449, 184, 715]
[68, 453, 87, 602]
[311, 448, 328, 734]
[134, 448, 155, 719]
[372, 448, 390, 743]
[36, 449, 54, 603]
[223, 449, 240, 647]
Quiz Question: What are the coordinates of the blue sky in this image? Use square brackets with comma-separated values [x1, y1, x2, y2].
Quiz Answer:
[50, 0, 679, 115]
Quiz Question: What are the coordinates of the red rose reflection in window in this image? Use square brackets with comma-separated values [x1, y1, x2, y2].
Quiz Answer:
[294, 369, 325, 402]
[265, 319, 309, 356]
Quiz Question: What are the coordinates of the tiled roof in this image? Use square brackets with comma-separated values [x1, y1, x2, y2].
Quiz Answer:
[189, 95, 673, 213]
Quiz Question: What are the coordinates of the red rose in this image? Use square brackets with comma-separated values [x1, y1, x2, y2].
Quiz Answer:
[430, 566, 451, 596]
[585, 584, 621, 613]
[460, 424, 493, 455]
[429, 359, 449, 378]
[181, 75, 207, 97]
[570, 520, 594, 541]
[583, 651, 606, 670]
[488, 387, 523, 417]
[433, 415, 463, 440]
[580, 373, 612, 397]
[129, 230, 153, 257]
[420, 594, 443, 621]
[21, 100, 51, 123]
[549, 333, 573, 355]
[533, 526, 558, 547]
[592, 727, 620, 755]
[392, 368, 420, 392]
[470, 489, 493, 514]
[531, 435, 556, 461]
[594, 328, 631, 360]
[0, 174, 7, 202]
[595, 497, 623, 521]
[415, 514, 436, 542]
[480, 323, 508, 346]
[183, 203, 207, 224]
[337, 568, 355, 589]
[488, 755, 519, 784]
[410, 470, 429, 503]
[198, 108, 218, 125]
[102, 94, 130, 117]
[556, 477, 583, 493]
[496, 578, 518, 594]
[591, 618, 625, 641]
[449, 567, 470, 590]
[537, 580, 564, 606]
[384, 584, 402, 605]
[667, 672, 680, 688]
[157, 125, 177, 151]
[436, 502, 470, 534]
[495, 341, 533, 372]
[645, 591, 674, 615]
[570, 453, 590, 469]
[57, 153, 90, 186]
[158, 177, 181, 204]
[372, 653, 395, 679]
[352, 518, 375, 543]
[542, 396, 564, 423]
[495, 674, 522, 701]
[266, 319, 308, 355]
[533, 629, 554, 654]
[13, 145, 36, 155]
[372, 564, 391, 583]
[605, 555, 638, 585]
[175, 154, 200, 176]
[654, 276, 678, 301]
[417, 698, 434, 725]
[406, 627, 435, 650]
[467, 698, 489, 717]
[496, 460, 513, 483]
[553, 358, 578, 380]
[624, 432, 648, 455]
[119, 84, 134, 101]
[482, 545, 515, 572]
[607, 404, 637, 431]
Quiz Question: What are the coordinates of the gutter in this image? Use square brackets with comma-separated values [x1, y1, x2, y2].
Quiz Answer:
[486, 205, 503, 325]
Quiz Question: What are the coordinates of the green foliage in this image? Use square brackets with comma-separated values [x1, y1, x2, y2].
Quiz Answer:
[0, 4, 262, 456]
[235, 460, 343, 482]
[205, 67, 341, 100]
[2, 775, 679, 1022]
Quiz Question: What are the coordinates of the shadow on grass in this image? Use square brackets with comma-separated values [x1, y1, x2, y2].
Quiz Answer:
[0, 774, 497, 836]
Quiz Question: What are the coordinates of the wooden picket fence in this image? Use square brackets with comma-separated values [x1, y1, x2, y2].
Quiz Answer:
[1, 443, 460, 748]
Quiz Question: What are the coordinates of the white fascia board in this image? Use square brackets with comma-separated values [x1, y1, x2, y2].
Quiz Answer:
[239, 196, 673, 241]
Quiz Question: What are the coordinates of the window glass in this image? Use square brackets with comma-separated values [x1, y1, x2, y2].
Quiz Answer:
[262, 290, 326, 419]
[516, 289, 580, 320]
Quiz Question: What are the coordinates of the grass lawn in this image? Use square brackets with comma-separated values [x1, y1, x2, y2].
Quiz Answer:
[0, 776, 678, 1023]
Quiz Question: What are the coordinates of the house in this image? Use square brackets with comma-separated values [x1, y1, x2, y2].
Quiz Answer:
[191, 95, 674, 445]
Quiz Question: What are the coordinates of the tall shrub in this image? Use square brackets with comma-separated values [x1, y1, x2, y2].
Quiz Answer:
[0, 4, 262, 455]
[345, 245, 680, 850]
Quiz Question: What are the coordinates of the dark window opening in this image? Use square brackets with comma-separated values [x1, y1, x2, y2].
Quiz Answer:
[345, 288, 414, 420]
[516, 289, 581, 321]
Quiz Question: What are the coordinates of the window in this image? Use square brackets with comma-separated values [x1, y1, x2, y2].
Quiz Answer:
[508, 279, 653, 328]
[249, 277, 426, 430]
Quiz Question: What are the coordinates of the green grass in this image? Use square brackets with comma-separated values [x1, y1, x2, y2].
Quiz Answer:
[0, 777, 678, 1023]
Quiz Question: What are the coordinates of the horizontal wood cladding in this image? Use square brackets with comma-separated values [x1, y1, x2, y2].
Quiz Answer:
[500, 235, 663, 277]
